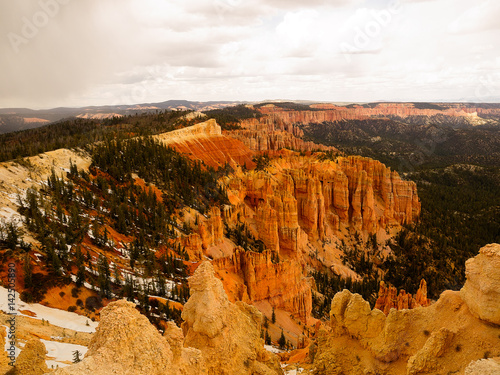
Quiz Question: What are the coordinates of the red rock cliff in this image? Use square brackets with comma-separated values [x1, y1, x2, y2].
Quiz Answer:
[155, 119, 255, 168]
[223, 154, 420, 258]
[213, 248, 313, 322]
[251, 103, 500, 126]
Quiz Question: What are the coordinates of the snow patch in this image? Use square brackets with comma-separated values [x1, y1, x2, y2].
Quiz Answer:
[0, 286, 97, 333]
[264, 345, 284, 354]
[41, 339, 88, 369]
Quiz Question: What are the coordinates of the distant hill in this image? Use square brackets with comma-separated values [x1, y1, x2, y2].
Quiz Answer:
[0, 100, 243, 134]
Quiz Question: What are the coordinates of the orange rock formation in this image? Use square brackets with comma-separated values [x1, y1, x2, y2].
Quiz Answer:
[213, 248, 313, 322]
[211, 153, 419, 322]
[252, 102, 500, 126]
[154, 119, 255, 168]
[228, 129, 335, 153]
[224, 154, 420, 253]
[374, 280, 430, 315]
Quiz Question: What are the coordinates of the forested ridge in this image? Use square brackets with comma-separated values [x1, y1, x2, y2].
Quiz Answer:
[0, 110, 191, 162]
[0, 131, 233, 327]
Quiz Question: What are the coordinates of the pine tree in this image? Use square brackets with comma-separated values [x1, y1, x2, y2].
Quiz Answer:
[271, 308, 276, 324]
[23, 253, 33, 289]
[113, 263, 122, 286]
[263, 315, 269, 329]
[265, 330, 271, 345]
[72, 350, 82, 363]
[278, 330, 286, 350]
[97, 254, 111, 298]
[75, 247, 85, 288]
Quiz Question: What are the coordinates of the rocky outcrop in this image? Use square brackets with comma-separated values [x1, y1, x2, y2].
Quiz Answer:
[228, 129, 335, 153]
[465, 357, 500, 375]
[374, 280, 430, 315]
[213, 248, 312, 321]
[460, 243, 500, 325]
[406, 328, 455, 375]
[49, 300, 206, 375]
[198, 206, 224, 249]
[10, 338, 48, 375]
[154, 119, 255, 168]
[225, 154, 420, 244]
[181, 233, 204, 261]
[181, 261, 282, 375]
[312, 246, 500, 374]
[249, 103, 500, 128]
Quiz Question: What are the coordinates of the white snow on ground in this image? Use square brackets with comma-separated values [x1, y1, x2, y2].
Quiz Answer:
[0, 206, 22, 224]
[264, 345, 284, 354]
[283, 368, 304, 375]
[0, 286, 97, 333]
[42, 339, 88, 369]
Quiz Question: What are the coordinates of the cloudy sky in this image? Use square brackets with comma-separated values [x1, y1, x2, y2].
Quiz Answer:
[1, 0, 499, 109]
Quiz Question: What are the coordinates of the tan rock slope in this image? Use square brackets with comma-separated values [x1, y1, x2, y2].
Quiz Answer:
[181, 261, 282, 375]
[312, 244, 500, 375]
[48, 300, 206, 375]
[465, 357, 500, 375]
[460, 243, 500, 325]
[48, 261, 281, 375]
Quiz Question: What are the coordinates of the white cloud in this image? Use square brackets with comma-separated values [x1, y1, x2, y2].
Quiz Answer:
[0, 0, 499, 108]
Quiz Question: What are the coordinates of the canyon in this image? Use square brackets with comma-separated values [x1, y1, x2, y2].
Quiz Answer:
[0, 108, 498, 375]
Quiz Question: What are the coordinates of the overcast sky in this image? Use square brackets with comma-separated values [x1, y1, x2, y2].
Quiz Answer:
[1, 0, 499, 109]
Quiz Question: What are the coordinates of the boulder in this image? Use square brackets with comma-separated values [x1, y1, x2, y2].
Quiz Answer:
[182, 261, 282, 375]
[460, 243, 500, 325]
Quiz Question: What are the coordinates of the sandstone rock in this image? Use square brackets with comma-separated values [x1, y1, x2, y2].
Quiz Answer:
[0, 327, 11, 374]
[213, 248, 312, 321]
[181, 261, 282, 375]
[406, 328, 455, 375]
[414, 279, 430, 308]
[10, 338, 48, 375]
[465, 357, 500, 375]
[229, 129, 335, 153]
[49, 299, 206, 375]
[225, 155, 420, 241]
[460, 243, 500, 325]
[313, 251, 500, 375]
[250, 102, 498, 128]
[217, 153, 419, 323]
[198, 206, 224, 250]
[182, 233, 204, 261]
[155, 119, 255, 169]
[343, 294, 386, 340]
[330, 290, 385, 339]
[163, 322, 207, 375]
[375, 280, 429, 315]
